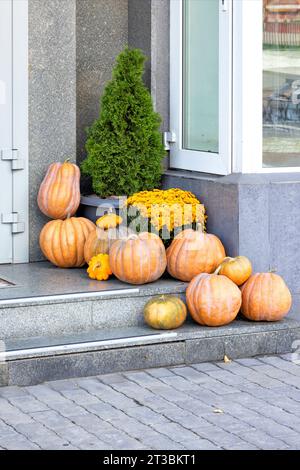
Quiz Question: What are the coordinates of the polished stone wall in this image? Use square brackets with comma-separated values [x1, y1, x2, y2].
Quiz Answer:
[76, 0, 128, 167]
[163, 171, 300, 318]
[28, 0, 128, 261]
[28, 0, 77, 261]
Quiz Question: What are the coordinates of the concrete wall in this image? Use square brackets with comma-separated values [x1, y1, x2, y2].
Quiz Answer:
[163, 171, 300, 318]
[28, 0, 77, 261]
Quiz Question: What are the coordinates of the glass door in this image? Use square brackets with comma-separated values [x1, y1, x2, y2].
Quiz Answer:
[170, 0, 232, 174]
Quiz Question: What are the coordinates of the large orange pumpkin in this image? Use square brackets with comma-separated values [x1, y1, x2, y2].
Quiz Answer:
[84, 225, 132, 263]
[186, 273, 242, 327]
[39, 217, 95, 268]
[241, 273, 292, 321]
[37, 161, 81, 219]
[167, 227, 226, 282]
[109, 232, 167, 285]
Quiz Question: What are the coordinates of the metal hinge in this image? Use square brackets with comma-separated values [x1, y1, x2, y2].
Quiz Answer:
[163, 131, 176, 151]
[1, 213, 25, 234]
[1, 149, 25, 170]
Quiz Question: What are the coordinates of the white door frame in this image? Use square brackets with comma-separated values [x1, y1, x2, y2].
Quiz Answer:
[0, 0, 28, 264]
[12, 0, 29, 263]
[169, 0, 232, 175]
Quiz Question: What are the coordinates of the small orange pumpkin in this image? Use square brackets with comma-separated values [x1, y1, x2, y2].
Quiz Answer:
[144, 295, 187, 330]
[186, 273, 242, 327]
[216, 256, 252, 286]
[109, 232, 167, 285]
[241, 273, 292, 322]
[167, 226, 226, 282]
[37, 160, 81, 219]
[39, 217, 95, 268]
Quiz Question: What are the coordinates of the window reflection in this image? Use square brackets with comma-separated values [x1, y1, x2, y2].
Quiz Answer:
[263, 0, 300, 167]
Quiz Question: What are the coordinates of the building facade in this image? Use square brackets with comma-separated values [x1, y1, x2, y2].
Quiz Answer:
[1, 0, 300, 312]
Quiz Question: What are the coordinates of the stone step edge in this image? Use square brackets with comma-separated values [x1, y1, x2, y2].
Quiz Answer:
[1, 324, 300, 386]
[2, 320, 299, 361]
[0, 284, 187, 309]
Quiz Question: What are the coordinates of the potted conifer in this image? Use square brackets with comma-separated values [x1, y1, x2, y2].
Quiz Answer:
[79, 47, 165, 222]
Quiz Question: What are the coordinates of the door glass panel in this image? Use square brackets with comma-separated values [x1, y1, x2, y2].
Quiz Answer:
[183, 0, 219, 153]
[263, 0, 300, 167]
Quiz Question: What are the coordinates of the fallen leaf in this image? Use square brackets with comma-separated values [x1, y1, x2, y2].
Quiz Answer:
[224, 355, 232, 363]
[213, 409, 224, 414]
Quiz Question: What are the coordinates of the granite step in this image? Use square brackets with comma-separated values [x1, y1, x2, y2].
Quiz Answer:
[1, 318, 299, 386]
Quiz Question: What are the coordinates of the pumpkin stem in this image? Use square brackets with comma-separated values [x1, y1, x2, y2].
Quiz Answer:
[64, 157, 71, 164]
[269, 267, 277, 273]
[127, 234, 139, 241]
[196, 223, 204, 233]
[214, 257, 233, 275]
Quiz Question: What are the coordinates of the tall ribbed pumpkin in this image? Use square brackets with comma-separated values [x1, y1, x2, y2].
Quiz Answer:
[39, 217, 95, 268]
[109, 232, 167, 285]
[167, 227, 226, 282]
[186, 273, 242, 327]
[37, 161, 80, 219]
[241, 273, 292, 321]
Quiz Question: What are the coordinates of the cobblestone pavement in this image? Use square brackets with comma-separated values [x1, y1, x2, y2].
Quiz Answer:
[0, 354, 300, 450]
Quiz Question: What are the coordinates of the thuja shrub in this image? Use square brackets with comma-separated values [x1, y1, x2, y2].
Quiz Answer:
[81, 48, 165, 197]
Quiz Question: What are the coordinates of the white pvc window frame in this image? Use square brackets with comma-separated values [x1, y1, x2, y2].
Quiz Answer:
[171, 0, 300, 175]
[169, 0, 232, 175]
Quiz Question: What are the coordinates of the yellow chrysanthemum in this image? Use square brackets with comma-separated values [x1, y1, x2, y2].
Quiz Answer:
[125, 188, 206, 232]
[87, 254, 112, 281]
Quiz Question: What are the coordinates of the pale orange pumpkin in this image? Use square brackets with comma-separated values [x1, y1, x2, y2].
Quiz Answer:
[37, 160, 80, 219]
[186, 273, 242, 327]
[167, 227, 226, 282]
[109, 232, 167, 285]
[84, 225, 132, 263]
[39, 217, 95, 268]
[241, 273, 292, 321]
[216, 256, 252, 286]
[144, 295, 187, 330]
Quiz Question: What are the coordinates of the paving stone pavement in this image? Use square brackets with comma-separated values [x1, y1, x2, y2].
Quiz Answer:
[0, 354, 300, 450]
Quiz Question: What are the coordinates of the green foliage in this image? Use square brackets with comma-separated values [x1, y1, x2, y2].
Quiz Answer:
[81, 48, 165, 197]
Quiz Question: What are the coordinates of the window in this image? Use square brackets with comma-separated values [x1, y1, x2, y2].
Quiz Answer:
[263, 0, 300, 168]
[171, 0, 300, 174]
[170, 0, 232, 175]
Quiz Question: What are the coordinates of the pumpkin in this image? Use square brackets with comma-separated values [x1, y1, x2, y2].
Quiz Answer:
[84, 225, 132, 263]
[166, 226, 226, 282]
[186, 273, 242, 327]
[241, 273, 292, 322]
[215, 256, 252, 286]
[144, 295, 187, 330]
[96, 213, 123, 230]
[39, 217, 95, 268]
[109, 232, 167, 285]
[87, 254, 112, 281]
[37, 160, 81, 219]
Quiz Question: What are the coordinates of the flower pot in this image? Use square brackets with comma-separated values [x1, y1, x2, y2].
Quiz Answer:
[77, 195, 127, 223]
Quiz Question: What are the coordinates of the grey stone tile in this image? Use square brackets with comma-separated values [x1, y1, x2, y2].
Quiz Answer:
[224, 332, 277, 359]
[185, 338, 225, 364]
